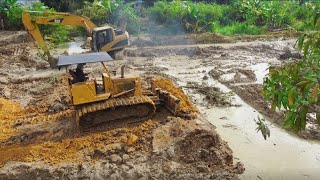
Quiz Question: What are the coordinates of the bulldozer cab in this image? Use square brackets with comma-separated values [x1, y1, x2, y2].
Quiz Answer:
[58, 52, 143, 106]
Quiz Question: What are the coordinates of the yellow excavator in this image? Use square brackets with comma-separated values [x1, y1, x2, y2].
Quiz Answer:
[22, 11, 129, 66]
[57, 52, 180, 127]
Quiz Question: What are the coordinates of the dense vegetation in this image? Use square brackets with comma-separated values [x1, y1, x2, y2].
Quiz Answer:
[1, 0, 319, 41]
[0, 0, 318, 38]
[148, 0, 319, 34]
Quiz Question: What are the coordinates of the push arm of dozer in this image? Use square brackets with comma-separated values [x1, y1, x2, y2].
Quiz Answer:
[151, 81, 181, 115]
[22, 11, 97, 63]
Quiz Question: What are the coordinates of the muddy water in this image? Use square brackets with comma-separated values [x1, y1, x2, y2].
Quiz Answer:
[151, 56, 320, 180]
[250, 62, 269, 84]
[56, 37, 89, 55]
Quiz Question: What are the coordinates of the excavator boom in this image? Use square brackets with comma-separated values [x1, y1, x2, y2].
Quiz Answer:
[23, 11, 97, 33]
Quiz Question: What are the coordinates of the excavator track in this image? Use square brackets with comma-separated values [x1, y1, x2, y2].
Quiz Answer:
[77, 96, 156, 127]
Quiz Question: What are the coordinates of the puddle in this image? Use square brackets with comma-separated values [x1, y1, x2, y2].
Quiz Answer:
[249, 63, 269, 84]
[220, 73, 235, 82]
[56, 37, 89, 55]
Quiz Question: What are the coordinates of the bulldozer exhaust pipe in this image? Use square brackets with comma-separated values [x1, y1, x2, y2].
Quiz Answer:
[121, 65, 125, 78]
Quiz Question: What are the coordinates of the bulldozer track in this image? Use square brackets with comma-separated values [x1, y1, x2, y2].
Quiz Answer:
[22, 109, 76, 124]
[77, 96, 156, 127]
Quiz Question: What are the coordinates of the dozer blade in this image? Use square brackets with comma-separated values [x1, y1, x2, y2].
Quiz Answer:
[151, 81, 181, 115]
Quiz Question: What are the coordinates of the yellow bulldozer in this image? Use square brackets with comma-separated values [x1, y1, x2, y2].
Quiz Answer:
[57, 52, 180, 126]
[22, 11, 129, 66]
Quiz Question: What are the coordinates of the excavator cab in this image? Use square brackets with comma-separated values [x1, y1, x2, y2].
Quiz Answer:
[92, 26, 129, 59]
[92, 28, 114, 52]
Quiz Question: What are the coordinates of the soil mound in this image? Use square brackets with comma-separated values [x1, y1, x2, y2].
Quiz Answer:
[152, 78, 199, 118]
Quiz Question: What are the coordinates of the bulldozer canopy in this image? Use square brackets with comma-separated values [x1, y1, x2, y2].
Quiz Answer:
[57, 52, 113, 67]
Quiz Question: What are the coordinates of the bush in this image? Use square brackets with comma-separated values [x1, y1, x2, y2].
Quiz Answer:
[75, 0, 110, 26]
[5, 4, 24, 30]
[1, 0, 24, 30]
[229, 0, 302, 29]
[148, 1, 226, 32]
[75, 0, 140, 34]
[28, 2, 71, 44]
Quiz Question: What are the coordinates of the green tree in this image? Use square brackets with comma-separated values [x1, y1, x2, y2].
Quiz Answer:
[41, 0, 94, 12]
[262, 8, 320, 130]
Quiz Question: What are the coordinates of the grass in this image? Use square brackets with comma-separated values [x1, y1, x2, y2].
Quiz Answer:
[211, 22, 262, 35]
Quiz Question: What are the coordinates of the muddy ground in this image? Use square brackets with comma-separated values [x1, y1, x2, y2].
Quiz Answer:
[125, 38, 320, 140]
[1, 30, 320, 179]
[124, 37, 320, 179]
[0, 31, 245, 179]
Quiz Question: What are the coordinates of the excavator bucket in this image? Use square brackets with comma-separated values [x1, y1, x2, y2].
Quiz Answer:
[151, 80, 181, 115]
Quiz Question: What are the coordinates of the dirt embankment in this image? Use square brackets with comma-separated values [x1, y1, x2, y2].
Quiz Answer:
[0, 31, 33, 46]
[0, 118, 244, 180]
[130, 30, 299, 47]
[0, 31, 244, 179]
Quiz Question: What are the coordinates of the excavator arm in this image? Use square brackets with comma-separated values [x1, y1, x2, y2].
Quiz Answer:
[22, 11, 98, 66]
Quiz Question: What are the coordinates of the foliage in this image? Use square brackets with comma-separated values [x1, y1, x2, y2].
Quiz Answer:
[146, 0, 320, 34]
[262, 10, 320, 131]
[230, 0, 297, 29]
[29, 2, 71, 44]
[148, 0, 226, 32]
[0, 0, 24, 30]
[75, 0, 110, 26]
[75, 0, 140, 34]
[255, 116, 270, 140]
[41, 0, 94, 12]
[211, 22, 262, 35]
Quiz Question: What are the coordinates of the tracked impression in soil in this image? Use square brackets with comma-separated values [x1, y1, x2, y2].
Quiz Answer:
[199, 41, 320, 140]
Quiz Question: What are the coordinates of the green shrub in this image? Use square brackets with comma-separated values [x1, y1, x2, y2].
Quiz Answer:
[75, 0, 140, 34]
[211, 22, 262, 35]
[148, 1, 226, 32]
[1, 0, 24, 30]
[229, 0, 298, 29]
[75, 0, 110, 26]
[5, 4, 24, 30]
[28, 2, 71, 44]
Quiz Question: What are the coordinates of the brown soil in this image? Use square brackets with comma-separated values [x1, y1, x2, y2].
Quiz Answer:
[0, 119, 158, 166]
[230, 84, 282, 123]
[130, 30, 299, 47]
[0, 98, 24, 142]
[0, 31, 243, 179]
[0, 31, 33, 46]
[152, 78, 199, 118]
[185, 82, 236, 107]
